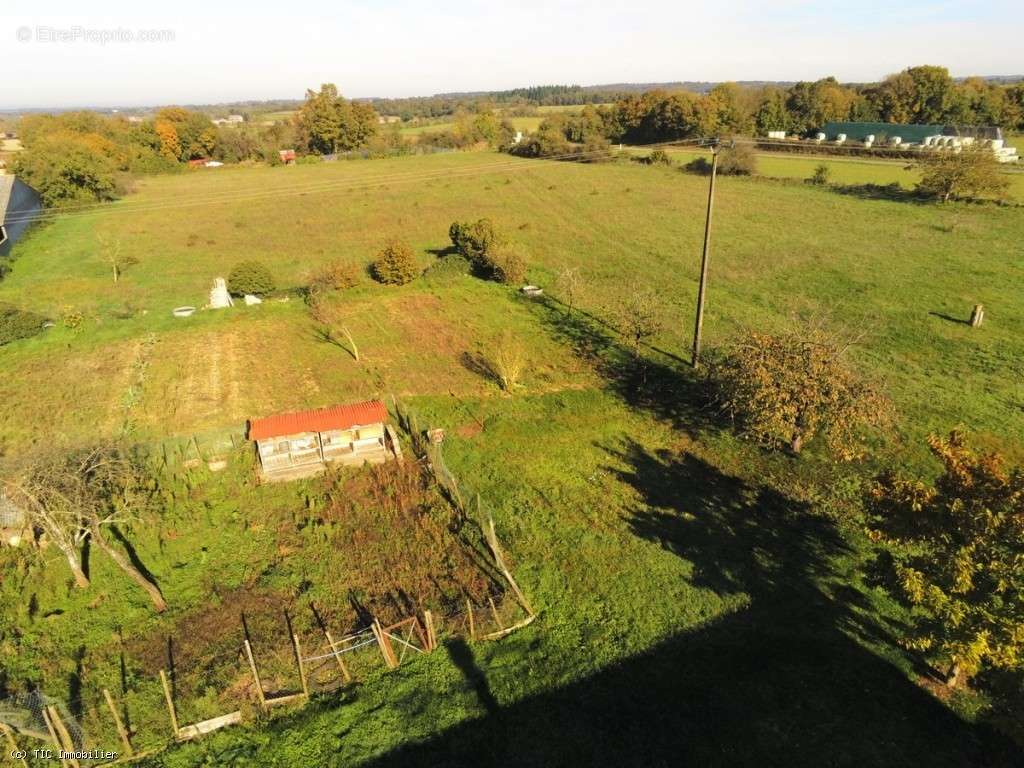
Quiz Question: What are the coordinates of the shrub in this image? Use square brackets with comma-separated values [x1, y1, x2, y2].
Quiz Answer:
[686, 143, 757, 176]
[371, 240, 419, 285]
[227, 260, 276, 296]
[488, 243, 528, 285]
[61, 308, 84, 330]
[648, 149, 673, 166]
[917, 146, 1010, 203]
[717, 143, 757, 175]
[808, 164, 831, 185]
[448, 218, 503, 267]
[706, 328, 890, 458]
[0, 304, 47, 346]
[490, 329, 527, 392]
[309, 260, 360, 295]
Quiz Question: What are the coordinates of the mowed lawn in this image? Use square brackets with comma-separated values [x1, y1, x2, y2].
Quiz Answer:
[1, 150, 1021, 464]
[2, 150, 1023, 766]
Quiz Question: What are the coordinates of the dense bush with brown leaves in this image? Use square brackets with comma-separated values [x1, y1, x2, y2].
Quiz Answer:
[317, 461, 495, 623]
[707, 328, 889, 458]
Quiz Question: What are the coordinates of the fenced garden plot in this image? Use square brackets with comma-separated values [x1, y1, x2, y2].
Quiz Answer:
[0, 403, 535, 765]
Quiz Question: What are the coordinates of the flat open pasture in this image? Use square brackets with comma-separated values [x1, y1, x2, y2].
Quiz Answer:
[648, 144, 1024, 195]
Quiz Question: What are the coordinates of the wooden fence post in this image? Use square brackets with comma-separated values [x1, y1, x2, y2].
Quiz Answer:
[372, 620, 398, 669]
[102, 688, 133, 757]
[1, 722, 28, 768]
[159, 670, 179, 736]
[466, 600, 475, 640]
[292, 634, 309, 698]
[423, 610, 437, 652]
[970, 304, 985, 327]
[47, 706, 81, 768]
[40, 706, 63, 753]
[488, 596, 504, 631]
[485, 513, 535, 616]
[243, 640, 267, 710]
[324, 629, 352, 682]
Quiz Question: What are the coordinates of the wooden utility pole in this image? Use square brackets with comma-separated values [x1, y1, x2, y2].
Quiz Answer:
[692, 141, 720, 368]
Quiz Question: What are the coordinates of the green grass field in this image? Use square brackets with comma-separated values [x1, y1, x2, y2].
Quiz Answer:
[643, 145, 1024, 196]
[2, 149, 1023, 766]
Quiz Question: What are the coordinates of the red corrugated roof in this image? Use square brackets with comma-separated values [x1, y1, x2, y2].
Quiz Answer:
[248, 400, 388, 441]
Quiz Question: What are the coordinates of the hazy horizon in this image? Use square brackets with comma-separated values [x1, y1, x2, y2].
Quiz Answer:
[1, 1, 1020, 109]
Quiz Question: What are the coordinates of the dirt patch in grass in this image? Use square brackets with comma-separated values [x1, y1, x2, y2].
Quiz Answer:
[125, 586, 291, 677]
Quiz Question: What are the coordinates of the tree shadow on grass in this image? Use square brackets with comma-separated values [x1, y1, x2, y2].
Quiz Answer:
[524, 295, 722, 436]
[356, 441, 1022, 768]
[829, 183, 926, 204]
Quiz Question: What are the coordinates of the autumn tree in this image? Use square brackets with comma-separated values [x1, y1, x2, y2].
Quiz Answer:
[917, 146, 1010, 203]
[707, 327, 889, 458]
[6, 445, 168, 611]
[867, 431, 1024, 687]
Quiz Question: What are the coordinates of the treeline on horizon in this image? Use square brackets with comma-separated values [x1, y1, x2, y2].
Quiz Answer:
[7, 66, 1024, 212]
[508, 66, 1024, 160]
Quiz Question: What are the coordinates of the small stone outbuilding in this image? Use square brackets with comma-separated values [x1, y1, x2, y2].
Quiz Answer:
[249, 400, 401, 482]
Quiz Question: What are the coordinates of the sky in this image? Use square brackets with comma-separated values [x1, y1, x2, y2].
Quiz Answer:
[0, 0, 1019, 109]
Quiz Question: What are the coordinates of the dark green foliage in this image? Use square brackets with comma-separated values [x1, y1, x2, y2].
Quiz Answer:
[298, 83, 378, 155]
[449, 218, 503, 266]
[371, 240, 419, 285]
[809, 164, 831, 185]
[227, 260, 276, 296]
[448, 218, 527, 283]
[11, 138, 124, 207]
[0, 303, 47, 345]
[647, 149, 673, 166]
